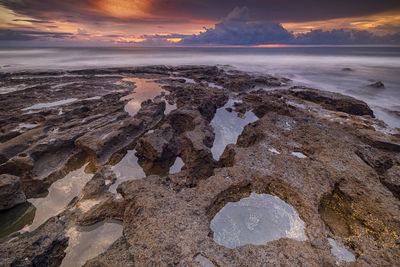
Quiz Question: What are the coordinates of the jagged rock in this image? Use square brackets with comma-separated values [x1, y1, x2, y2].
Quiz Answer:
[1, 66, 400, 267]
[80, 166, 117, 200]
[0, 174, 26, 210]
[380, 164, 400, 200]
[355, 146, 393, 175]
[288, 87, 375, 117]
[0, 217, 68, 267]
[134, 99, 165, 125]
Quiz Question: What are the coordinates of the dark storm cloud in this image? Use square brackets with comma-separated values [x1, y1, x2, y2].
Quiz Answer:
[1, 0, 399, 24]
[0, 29, 73, 41]
[181, 7, 292, 45]
[179, 7, 400, 45]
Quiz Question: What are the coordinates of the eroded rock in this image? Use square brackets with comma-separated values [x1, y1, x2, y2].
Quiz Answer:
[0, 217, 68, 267]
[0, 174, 26, 210]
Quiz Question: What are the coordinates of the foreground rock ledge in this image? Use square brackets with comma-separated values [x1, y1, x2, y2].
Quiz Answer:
[0, 65, 399, 267]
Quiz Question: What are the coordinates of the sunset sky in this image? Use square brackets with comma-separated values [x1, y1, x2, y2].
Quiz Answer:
[0, 0, 399, 46]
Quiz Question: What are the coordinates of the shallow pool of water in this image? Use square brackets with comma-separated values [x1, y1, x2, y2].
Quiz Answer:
[22, 98, 77, 111]
[61, 220, 123, 267]
[194, 254, 216, 267]
[328, 238, 355, 262]
[291, 152, 307, 158]
[211, 99, 258, 160]
[169, 156, 184, 174]
[210, 192, 307, 249]
[0, 202, 36, 239]
[121, 78, 175, 116]
[23, 164, 92, 232]
[109, 150, 145, 193]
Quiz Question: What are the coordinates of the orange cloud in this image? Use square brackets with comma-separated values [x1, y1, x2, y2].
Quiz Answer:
[283, 10, 400, 35]
[95, 0, 155, 19]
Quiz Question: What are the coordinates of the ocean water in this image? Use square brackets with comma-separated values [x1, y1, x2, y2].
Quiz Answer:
[1, 46, 399, 128]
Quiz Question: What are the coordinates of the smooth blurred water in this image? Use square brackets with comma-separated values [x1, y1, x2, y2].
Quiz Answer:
[1, 46, 399, 127]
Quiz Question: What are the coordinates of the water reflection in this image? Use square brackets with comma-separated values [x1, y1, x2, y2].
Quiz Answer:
[194, 254, 216, 267]
[61, 220, 123, 267]
[22, 98, 77, 111]
[169, 156, 184, 174]
[109, 150, 145, 193]
[211, 100, 258, 160]
[328, 238, 355, 262]
[23, 164, 92, 232]
[0, 202, 36, 238]
[121, 78, 175, 116]
[210, 192, 307, 249]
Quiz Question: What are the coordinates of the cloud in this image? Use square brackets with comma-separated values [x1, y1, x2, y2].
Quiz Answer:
[0, 29, 73, 41]
[1, 0, 399, 25]
[181, 7, 293, 45]
[0, 0, 189, 24]
[179, 7, 400, 45]
[13, 19, 51, 23]
[295, 29, 400, 44]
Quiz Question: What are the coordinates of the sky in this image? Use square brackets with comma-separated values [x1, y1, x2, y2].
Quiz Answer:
[0, 0, 399, 46]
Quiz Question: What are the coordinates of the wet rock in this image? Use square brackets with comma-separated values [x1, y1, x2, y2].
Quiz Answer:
[380, 165, 400, 200]
[288, 87, 374, 117]
[135, 124, 179, 175]
[1, 66, 400, 266]
[237, 121, 265, 147]
[355, 146, 393, 175]
[80, 166, 117, 200]
[0, 216, 68, 267]
[368, 81, 385, 88]
[341, 68, 353, 72]
[218, 145, 236, 168]
[136, 109, 216, 180]
[178, 66, 290, 92]
[134, 99, 165, 125]
[0, 174, 26, 210]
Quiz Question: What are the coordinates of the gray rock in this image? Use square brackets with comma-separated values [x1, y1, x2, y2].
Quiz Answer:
[0, 174, 26, 210]
[368, 81, 385, 88]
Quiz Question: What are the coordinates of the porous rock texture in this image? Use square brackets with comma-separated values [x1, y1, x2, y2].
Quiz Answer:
[0, 66, 399, 266]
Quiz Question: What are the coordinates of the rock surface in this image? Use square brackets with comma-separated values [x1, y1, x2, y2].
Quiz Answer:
[0, 216, 68, 267]
[0, 65, 399, 266]
[368, 81, 385, 88]
[0, 174, 26, 210]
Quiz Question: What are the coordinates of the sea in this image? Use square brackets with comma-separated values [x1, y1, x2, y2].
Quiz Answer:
[0, 46, 399, 128]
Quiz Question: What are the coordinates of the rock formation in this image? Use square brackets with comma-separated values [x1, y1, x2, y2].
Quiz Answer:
[0, 66, 399, 266]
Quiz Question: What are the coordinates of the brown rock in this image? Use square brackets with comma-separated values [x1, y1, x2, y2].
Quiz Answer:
[0, 174, 26, 210]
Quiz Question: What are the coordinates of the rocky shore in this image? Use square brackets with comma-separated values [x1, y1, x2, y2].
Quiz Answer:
[0, 65, 399, 266]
